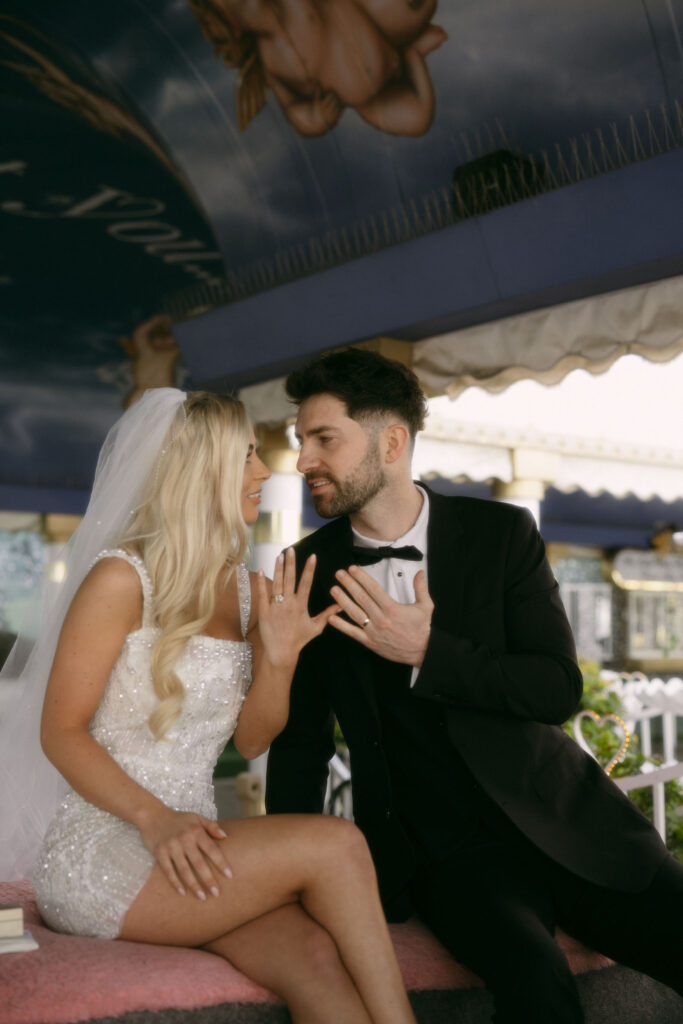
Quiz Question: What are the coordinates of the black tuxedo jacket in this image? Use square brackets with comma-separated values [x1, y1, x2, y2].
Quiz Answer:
[266, 489, 667, 908]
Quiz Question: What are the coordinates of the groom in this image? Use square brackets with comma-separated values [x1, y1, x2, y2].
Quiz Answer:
[266, 347, 683, 1021]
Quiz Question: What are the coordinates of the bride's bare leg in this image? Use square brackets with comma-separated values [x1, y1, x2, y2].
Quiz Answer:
[207, 903, 372, 1024]
[120, 814, 415, 1024]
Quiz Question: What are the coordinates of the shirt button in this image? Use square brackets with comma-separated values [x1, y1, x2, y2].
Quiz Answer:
[397, 570, 404, 577]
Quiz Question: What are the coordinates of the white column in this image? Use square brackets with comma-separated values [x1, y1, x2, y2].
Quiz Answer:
[492, 449, 560, 526]
[251, 472, 303, 575]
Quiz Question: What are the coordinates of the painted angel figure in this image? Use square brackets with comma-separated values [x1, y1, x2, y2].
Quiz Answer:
[188, 0, 447, 137]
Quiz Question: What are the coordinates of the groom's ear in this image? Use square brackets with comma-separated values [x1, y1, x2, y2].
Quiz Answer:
[383, 423, 411, 464]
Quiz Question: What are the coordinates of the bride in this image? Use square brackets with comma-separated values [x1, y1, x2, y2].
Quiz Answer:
[0, 388, 417, 1024]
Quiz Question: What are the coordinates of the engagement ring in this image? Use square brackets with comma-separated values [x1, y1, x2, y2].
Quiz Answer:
[361, 616, 370, 629]
[271, 593, 285, 604]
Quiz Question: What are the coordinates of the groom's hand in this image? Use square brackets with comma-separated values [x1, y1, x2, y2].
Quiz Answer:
[329, 565, 433, 666]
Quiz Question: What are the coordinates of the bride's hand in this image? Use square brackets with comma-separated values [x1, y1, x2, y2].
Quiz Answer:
[257, 548, 338, 667]
[137, 807, 233, 899]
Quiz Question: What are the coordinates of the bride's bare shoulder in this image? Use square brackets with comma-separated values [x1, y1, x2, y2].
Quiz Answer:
[71, 555, 144, 626]
[87, 553, 141, 589]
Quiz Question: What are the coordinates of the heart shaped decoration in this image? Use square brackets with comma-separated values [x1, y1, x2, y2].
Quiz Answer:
[572, 710, 631, 776]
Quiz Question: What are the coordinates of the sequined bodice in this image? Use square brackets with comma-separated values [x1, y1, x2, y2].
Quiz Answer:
[87, 549, 252, 815]
[32, 549, 253, 939]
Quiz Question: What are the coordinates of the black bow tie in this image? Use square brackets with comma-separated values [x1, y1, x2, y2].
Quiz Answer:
[349, 544, 423, 566]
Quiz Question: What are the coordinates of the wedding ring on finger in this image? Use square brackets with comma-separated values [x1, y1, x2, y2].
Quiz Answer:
[360, 616, 371, 629]
[271, 593, 285, 604]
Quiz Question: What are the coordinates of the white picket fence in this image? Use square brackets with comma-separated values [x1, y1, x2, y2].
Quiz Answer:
[575, 673, 683, 843]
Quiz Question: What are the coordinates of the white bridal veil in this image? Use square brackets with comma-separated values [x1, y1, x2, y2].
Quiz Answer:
[0, 388, 187, 881]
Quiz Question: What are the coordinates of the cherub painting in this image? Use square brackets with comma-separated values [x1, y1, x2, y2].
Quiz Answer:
[188, 0, 446, 137]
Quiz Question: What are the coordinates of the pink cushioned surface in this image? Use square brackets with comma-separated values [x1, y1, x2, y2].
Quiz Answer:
[0, 880, 614, 1024]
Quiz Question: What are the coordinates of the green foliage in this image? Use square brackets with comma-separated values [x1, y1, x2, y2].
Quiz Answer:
[334, 718, 345, 747]
[563, 661, 683, 863]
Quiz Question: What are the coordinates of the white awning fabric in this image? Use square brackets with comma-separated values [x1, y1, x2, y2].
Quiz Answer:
[412, 275, 683, 398]
[241, 275, 683, 425]
[413, 430, 683, 503]
[414, 352, 683, 502]
[240, 276, 683, 503]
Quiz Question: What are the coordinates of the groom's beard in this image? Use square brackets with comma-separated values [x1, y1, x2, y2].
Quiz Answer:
[307, 439, 387, 518]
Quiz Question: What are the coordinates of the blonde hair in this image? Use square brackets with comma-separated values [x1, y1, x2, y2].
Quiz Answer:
[120, 392, 251, 740]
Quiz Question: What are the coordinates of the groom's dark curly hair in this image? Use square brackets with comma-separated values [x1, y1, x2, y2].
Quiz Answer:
[285, 348, 427, 439]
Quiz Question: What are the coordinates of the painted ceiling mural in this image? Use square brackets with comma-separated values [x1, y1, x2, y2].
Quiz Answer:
[1, 0, 682, 507]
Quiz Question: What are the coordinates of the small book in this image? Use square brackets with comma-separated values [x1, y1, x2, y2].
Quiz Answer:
[0, 905, 23, 939]
[0, 930, 39, 955]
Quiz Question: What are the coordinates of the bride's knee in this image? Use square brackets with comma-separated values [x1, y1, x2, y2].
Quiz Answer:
[319, 818, 375, 880]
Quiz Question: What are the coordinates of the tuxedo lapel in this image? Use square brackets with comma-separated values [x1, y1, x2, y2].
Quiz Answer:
[424, 489, 466, 632]
[309, 516, 353, 609]
[310, 518, 378, 711]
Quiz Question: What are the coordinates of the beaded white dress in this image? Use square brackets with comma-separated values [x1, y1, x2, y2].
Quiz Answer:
[32, 550, 252, 939]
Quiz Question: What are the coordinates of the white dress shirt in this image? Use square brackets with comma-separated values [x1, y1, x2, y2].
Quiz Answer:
[350, 485, 429, 685]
